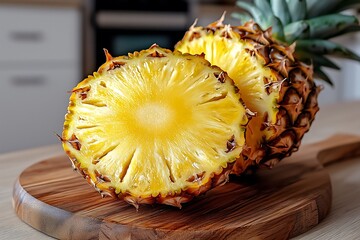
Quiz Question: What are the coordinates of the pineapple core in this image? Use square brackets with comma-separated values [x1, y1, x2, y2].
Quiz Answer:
[136, 103, 173, 129]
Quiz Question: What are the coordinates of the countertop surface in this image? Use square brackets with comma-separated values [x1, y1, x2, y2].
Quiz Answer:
[1, 100, 360, 239]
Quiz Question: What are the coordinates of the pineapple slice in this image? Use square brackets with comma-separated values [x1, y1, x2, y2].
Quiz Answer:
[62, 45, 248, 208]
[176, 20, 320, 173]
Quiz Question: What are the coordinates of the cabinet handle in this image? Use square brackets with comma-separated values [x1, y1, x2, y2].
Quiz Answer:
[10, 31, 43, 42]
[11, 76, 46, 86]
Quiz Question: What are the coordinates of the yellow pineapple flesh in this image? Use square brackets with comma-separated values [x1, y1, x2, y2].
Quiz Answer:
[176, 20, 320, 173]
[62, 45, 248, 208]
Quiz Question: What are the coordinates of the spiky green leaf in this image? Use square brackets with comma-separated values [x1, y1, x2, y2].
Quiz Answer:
[284, 14, 359, 41]
[270, 16, 286, 42]
[306, 0, 342, 18]
[254, 0, 273, 20]
[314, 67, 334, 86]
[254, 0, 276, 29]
[325, 25, 360, 39]
[236, 1, 268, 27]
[296, 50, 341, 69]
[313, 56, 341, 70]
[270, 0, 291, 25]
[236, 0, 285, 41]
[285, 0, 307, 22]
[307, 14, 359, 39]
[296, 39, 360, 62]
[231, 12, 253, 24]
[284, 21, 309, 43]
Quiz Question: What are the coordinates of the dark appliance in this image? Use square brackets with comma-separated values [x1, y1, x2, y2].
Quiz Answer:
[94, 0, 194, 68]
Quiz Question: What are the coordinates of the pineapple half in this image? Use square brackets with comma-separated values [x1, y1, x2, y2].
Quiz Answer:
[62, 45, 248, 208]
[176, 19, 320, 173]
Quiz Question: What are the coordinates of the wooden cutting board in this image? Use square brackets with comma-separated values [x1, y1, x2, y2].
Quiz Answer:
[13, 134, 360, 240]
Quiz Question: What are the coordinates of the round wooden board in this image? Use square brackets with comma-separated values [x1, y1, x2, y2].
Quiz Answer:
[13, 148, 332, 240]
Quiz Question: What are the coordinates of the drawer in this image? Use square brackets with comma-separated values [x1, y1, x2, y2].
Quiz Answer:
[0, 5, 80, 62]
[0, 67, 79, 153]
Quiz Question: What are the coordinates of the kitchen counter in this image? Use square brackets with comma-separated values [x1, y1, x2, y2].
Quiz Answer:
[1, 100, 360, 239]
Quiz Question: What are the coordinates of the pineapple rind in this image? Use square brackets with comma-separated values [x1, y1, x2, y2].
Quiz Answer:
[62, 46, 248, 207]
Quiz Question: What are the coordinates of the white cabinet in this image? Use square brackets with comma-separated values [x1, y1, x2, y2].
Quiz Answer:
[0, 5, 81, 153]
[317, 26, 360, 106]
[0, 6, 80, 62]
[318, 42, 360, 106]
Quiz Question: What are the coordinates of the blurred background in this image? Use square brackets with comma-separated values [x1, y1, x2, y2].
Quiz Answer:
[0, 0, 359, 153]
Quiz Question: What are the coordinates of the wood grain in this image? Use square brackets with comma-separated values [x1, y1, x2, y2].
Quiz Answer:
[12, 134, 360, 240]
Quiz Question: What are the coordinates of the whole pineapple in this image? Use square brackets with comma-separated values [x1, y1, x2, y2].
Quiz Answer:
[62, 45, 249, 208]
[175, 0, 360, 173]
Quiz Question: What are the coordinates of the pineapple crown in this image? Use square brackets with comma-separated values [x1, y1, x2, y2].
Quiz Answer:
[233, 0, 360, 85]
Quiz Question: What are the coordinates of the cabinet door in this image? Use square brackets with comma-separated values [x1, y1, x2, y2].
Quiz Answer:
[0, 5, 80, 62]
[0, 68, 78, 153]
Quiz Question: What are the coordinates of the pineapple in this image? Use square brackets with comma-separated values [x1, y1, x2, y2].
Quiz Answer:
[62, 45, 249, 208]
[176, 0, 360, 173]
[176, 18, 320, 173]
